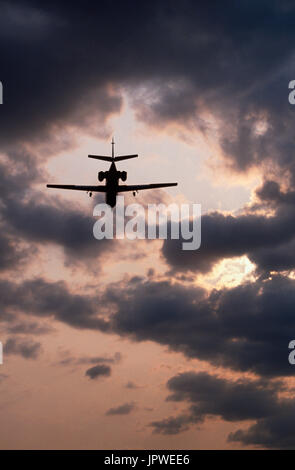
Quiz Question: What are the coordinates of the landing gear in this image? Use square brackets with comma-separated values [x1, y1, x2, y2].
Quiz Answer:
[88, 192, 92, 197]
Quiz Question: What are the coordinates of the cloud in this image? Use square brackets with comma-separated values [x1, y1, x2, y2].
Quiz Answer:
[59, 352, 121, 366]
[4, 337, 42, 359]
[150, 414, 191, 435]
[125, 381, 139, 389]
[229, 407, 295, 449]
[2, 194, 114, 266]
[0, 1, 123, 148]
[67, 352, 121, 379]
[0, 3, 60, 40]
[0, 277, 109, 331]
[85, 364, 111, 380]
[3, 272, 295, 379]
[122, 3, 295, 182]
[106, 402, 136, 416]
[165, 372, 281, 422]
[149, 370, 295, 448]
[0, 1, 294, 188]
[0, 154, 117, 269]
[0, 232, 31, 272]
[107, 275, 295, 378]
[5, 321, 54, 335]
[162, 201, 295, 275]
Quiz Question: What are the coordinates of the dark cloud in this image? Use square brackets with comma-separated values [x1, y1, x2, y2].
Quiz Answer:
[0, 1, 294, 183]
[0, 2, 123, 148]
[162, 197, 295, 275]
[123, 2, 295, 181]
[4, 336, 42, 359]
[160, 177, 295, 280]
[0, 232, 31, 271]
[150, 370, 295, 449]
[165, 372, 281, 422]
[3, 272, 295, 379]
[125, 381, 139, 389]
[0, 154, 116, 267]
[107, 275, 295, 378]
[229, 407, 295, 449]
[60, 352, 121, 379]
[255, 180, 294, 206]
[85, 364, 111, 380]
[3, 196, 113, 262]
[249, 237, 295, 273]
[106, 402, 135, 416]
[150, 414, 191, 435]
[0, 277, 109, 331]
[5, 321, 54, 335]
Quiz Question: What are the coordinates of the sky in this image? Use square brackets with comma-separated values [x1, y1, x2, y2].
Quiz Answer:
[1, 0, 295, 449]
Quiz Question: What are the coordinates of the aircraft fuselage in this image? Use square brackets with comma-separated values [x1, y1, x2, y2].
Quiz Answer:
[103, 162, 122, 208]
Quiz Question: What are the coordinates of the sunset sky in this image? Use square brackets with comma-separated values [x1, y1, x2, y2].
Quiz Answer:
[1, 0, 295, 449]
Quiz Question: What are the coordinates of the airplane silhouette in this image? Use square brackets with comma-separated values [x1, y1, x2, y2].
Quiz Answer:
[47, 138, 178, 207]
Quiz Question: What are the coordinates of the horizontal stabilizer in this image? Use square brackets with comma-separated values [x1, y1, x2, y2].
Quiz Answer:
[88, 155, 113, 162]
[88, 154, 138, 162]
[114, 154, 138, 162]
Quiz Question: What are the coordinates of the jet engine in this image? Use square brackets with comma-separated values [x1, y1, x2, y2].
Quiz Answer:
[120, 171, 127, 182]
[98, 171, 108, 181]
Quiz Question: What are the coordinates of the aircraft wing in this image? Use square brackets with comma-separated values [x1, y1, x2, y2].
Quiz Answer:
[47, 184, 107, 192]
[117, 183, 178, 192]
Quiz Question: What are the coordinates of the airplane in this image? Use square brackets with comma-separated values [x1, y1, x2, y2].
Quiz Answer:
[47, 138, 178, 207]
